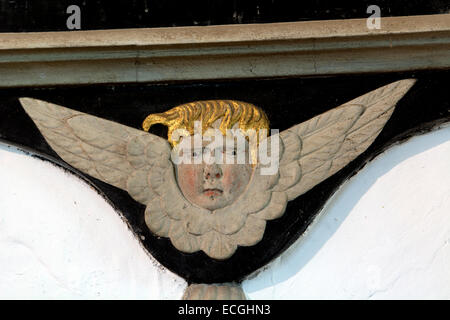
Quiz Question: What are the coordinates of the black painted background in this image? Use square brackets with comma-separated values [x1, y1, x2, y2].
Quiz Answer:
[0, 71, 449, 283]
[0, 0, 449, 32]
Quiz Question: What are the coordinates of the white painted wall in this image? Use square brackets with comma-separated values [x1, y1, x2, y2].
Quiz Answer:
[0, 145, 187, 299]
[243, 123, 450, 299]
[0, 123, 449, 299]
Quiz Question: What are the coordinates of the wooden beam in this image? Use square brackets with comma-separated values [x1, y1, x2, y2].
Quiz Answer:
[0, 14, 449, 87]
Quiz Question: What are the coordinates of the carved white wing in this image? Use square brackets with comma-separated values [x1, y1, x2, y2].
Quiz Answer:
[19, 98, 212, 257]
[201, 79, 417, 259]
[19, 98, 172, 206]
[273, 79, 417, 200]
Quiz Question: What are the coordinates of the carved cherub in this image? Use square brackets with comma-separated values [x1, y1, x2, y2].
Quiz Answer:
[19, 79, 415, 260]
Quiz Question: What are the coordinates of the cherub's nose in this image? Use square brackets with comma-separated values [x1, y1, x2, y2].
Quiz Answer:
[204, 164, 222, 181]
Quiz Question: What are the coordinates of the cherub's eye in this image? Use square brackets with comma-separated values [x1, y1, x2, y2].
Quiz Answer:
[223, 149, 238, 157]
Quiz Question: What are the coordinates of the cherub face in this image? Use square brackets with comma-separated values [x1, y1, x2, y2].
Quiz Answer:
[174, 127, 254, 211]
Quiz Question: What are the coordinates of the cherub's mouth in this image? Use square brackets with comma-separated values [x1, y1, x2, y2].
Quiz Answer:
[203, 188, 223, 197]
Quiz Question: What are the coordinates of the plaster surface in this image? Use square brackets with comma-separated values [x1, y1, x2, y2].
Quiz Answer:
[243, 123, 450, 299]
[0, 144, 186, 299]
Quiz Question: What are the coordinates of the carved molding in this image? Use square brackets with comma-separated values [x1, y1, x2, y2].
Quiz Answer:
[182, 283, 246, 300]
[0, 14, 449, 87]
[18, 79, 415, 260]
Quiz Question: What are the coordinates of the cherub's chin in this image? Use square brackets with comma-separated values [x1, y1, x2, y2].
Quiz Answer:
[198, 197, 229, 211]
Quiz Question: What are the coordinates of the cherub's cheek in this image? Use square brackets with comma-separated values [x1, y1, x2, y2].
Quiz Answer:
[179, 166, 201, 193]
[222, 167, 240, 192]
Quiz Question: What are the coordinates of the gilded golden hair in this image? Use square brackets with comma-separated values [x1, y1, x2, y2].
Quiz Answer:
[142, 100, 269, 147]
